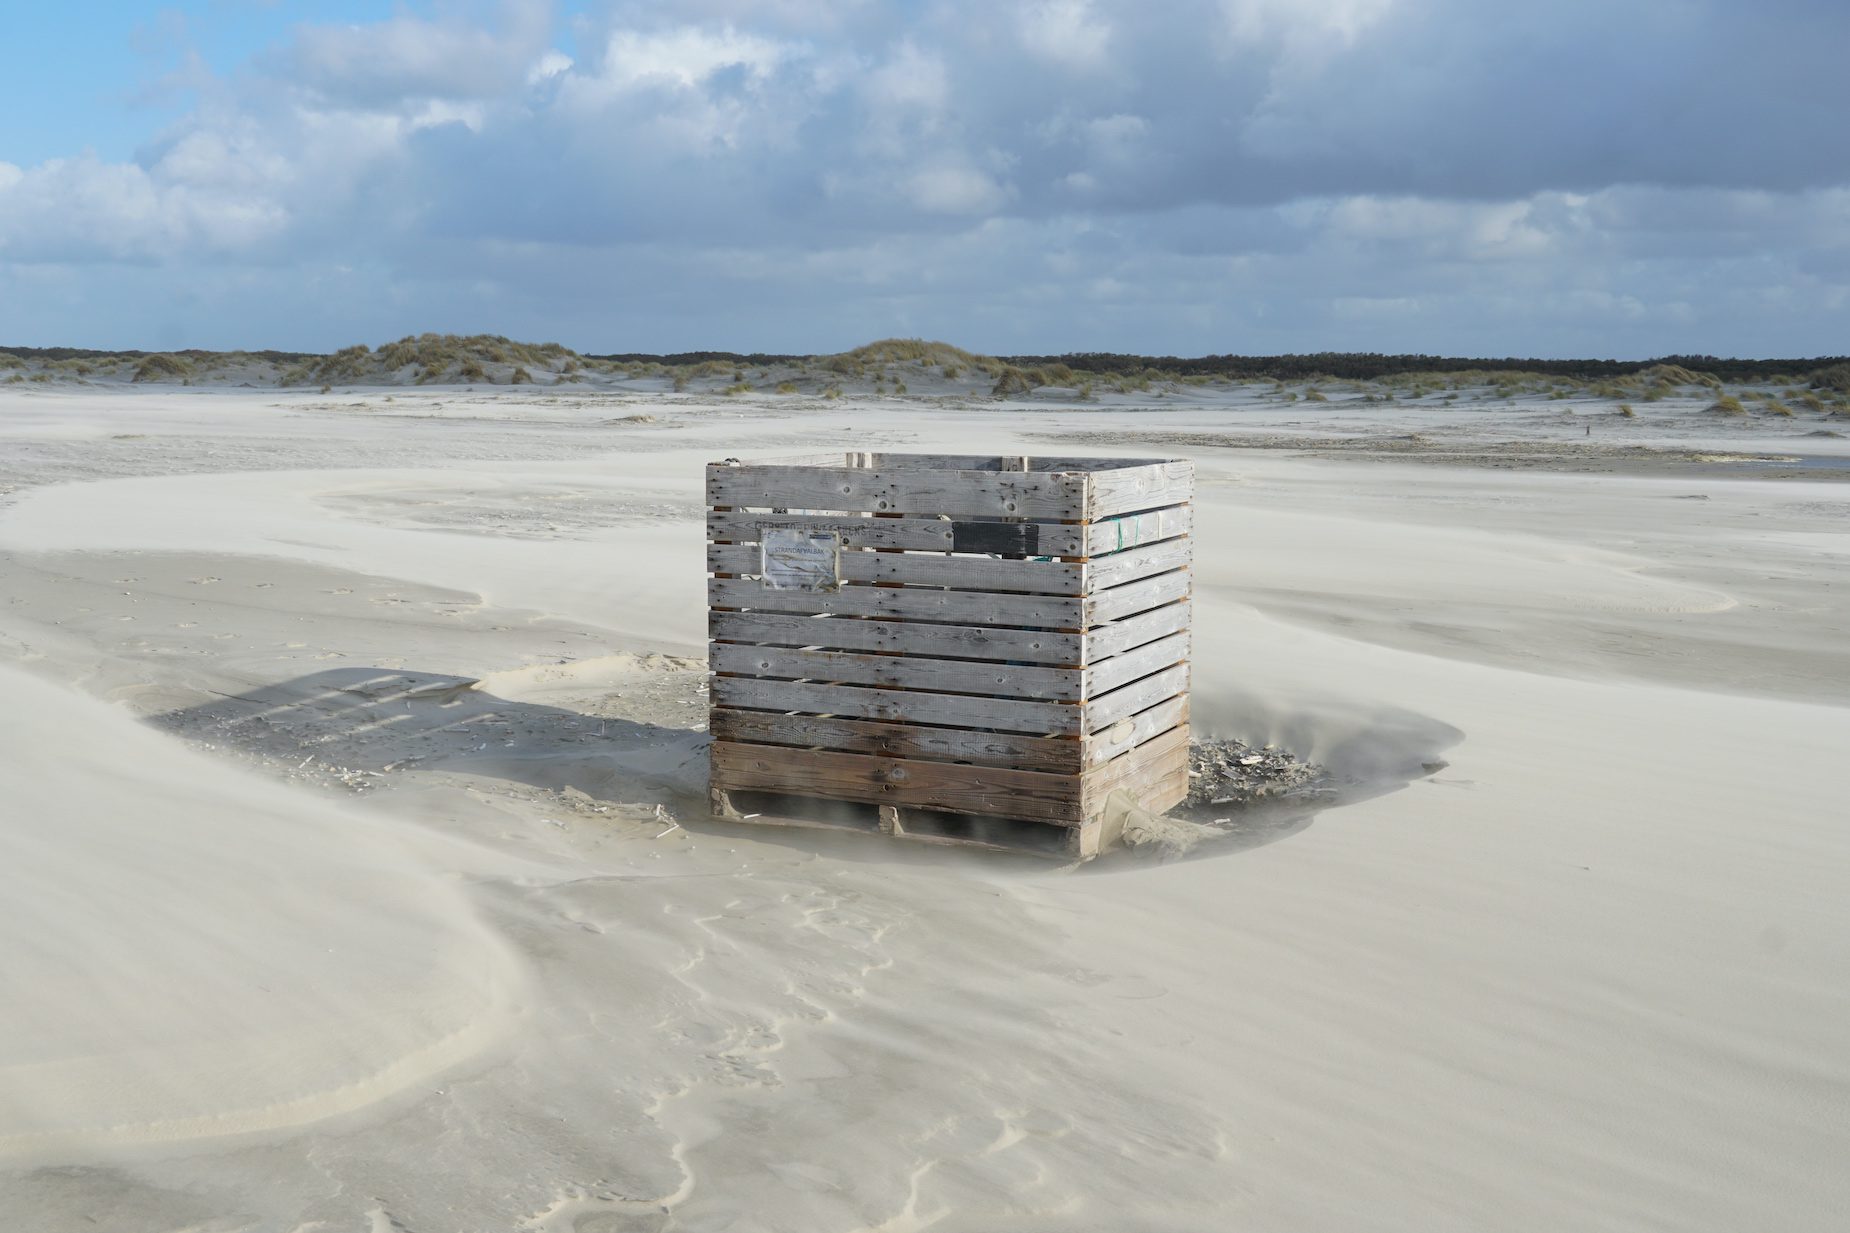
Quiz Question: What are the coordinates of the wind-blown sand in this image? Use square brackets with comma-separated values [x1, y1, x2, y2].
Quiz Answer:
[1, 383, 1846, 1230]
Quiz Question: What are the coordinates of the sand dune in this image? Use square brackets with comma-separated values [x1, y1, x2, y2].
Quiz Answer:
[1, 383, 1847, 1230]
[0, 664, 524, 1160]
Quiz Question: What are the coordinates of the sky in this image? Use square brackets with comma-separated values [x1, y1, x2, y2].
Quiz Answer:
[1, 0, 1847, 358]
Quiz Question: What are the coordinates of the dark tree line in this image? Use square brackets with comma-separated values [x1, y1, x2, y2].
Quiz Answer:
[588, 348, 1850, 381]
[989, 352, 1850, 382]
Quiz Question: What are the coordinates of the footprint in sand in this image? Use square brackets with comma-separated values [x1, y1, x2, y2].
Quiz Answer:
[188, 576, 221, 586]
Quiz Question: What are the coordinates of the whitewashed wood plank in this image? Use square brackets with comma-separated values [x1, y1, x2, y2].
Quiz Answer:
[710, 610, 1084, 665]
[710, 511, 1092, 557]
[1085, 461, 1194, 519]
[860, 453, 1179, 474]
[1084, 602, 1190, 662]
[1085, 633, 1189, 697]
[1081, 723, 1191, 807]
[707, 544, 1086, 594]
[1085, 506, 1193, 555]
[707, 464, 1086, 519]
[1083, 731, 1191, 818]
[1083, 664, 1189, 731]
[1085, 570, 1192, 624]
[711, 642, 1085, 701]
[711, 676, 1083, 734]
[1085, 538, 1193, 591]
[1081, 695, 1189, 766]
[709, 578, 1085, 628]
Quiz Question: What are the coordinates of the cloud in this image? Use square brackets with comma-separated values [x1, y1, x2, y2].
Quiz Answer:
[864, 40, 947, 114]
[906, 159, 1012, 215]
[1219, 0, 1395, 48]
[590, 25, 791, 93]
[0, 154, 289, 263]
[0, 0, 1846, 354]
[282, 0, 556, 105]
[1018, 1, 1112, 69]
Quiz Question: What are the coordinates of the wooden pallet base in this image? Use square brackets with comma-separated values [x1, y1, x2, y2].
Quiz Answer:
[708, 748, 1188, 862]
[710, 785, 1080, 859]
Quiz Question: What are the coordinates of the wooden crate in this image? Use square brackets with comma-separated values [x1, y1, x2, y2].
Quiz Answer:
[706, 452, 1192, 860]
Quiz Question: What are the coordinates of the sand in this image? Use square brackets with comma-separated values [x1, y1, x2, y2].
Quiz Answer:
[1, 381, 1847, 1231]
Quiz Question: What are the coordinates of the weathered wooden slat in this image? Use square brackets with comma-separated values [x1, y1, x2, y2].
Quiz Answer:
[710, 742, 1083, 824]
[1086, 538, 1193, 591]
[710, 610, 1083, 666]
[707, 464, 1086, 519]
[1085, 461, 1195, 520]
[713, 630, 1185, 702]
[706, 544, 1087, 595]
[710, 509, 1189, 561]
[1083, 664, 1190, 732]
[710, 676, 1083, 735]
[1084, 695, 1189, 767]
[709, 578, 1084, 628]
[709, 512, 1090, 557]
[1081, 724, 1191, 809]
[711, 538, 1188, 594]
[709, 710, 1085, 772]
[711, 642, 1085, 701]
[1085, 570, 1192, 625]
[1087, 633, 1190, 697]
[859, 453, 1175, 474]
[1084, 741, 1191, 821]
[709, 510, 951, 549]
[1086, 506, 1192, 556]
[1084, 602, 1190, 662]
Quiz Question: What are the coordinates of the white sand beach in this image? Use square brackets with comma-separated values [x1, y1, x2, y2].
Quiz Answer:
[1, 378, 1847, 1231]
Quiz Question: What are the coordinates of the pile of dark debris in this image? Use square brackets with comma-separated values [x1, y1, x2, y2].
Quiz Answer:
[1181, 738, 1332, 817]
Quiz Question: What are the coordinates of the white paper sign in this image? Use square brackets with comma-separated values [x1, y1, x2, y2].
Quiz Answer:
[761, 529, 841, 591]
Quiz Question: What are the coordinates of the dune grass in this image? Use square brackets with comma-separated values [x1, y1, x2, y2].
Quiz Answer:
[1810, 363, 1850, 393]
[131, 354, 193, 383]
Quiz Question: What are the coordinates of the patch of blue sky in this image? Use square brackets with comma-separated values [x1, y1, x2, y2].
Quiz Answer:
[0, 1, 587, 167]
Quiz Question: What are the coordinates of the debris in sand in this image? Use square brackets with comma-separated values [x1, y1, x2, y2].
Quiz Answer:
[1116, 740, 1331, 860]
[1183, 738, 1327, 812]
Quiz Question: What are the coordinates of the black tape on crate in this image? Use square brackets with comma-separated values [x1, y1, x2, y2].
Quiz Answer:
[951, 521, 1040, 555]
